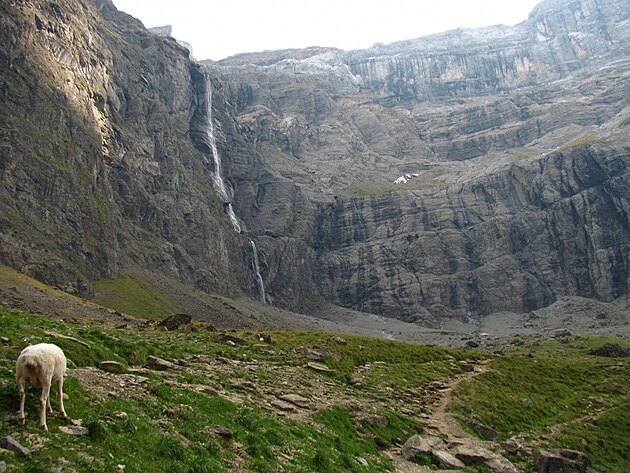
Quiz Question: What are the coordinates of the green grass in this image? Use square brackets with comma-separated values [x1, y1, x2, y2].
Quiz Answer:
[450, 337, 630, 472]
[0, 306, 449, 472]
[3, 304, 627, 472]
[92, 274, 179, 320]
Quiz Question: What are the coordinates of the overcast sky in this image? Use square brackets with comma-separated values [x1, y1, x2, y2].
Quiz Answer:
[111, 0, 544, 61]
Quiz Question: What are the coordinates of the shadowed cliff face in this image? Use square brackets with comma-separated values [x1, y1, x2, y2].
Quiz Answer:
[0, 0, 254, 296]
[213, 0, 630, 321]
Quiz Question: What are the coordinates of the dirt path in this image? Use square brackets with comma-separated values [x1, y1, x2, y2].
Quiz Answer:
[390, 359, 522, 473]
[425, 360, 492, 439]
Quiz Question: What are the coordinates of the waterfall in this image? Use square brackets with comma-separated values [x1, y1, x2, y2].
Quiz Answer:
[200, 73, 266, 304]
[203, 76, 241, 233]
[250, 240, 266, 304]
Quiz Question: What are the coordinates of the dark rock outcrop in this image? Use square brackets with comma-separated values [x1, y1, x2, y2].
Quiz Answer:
[0, 0, 254, 298]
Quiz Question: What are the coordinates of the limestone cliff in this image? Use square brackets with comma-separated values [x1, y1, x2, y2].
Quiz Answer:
[212, 0, 630, 322]
[0, 0, 628, 325]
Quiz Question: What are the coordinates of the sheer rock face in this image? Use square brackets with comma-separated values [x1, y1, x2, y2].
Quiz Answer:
[213, 0, 630, 321]
[0, 0, 252, 296]
[0, 0, 628, 323]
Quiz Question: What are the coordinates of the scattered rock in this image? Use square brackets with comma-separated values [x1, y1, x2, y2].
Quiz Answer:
[306, 350, 325, 361]
[453, 445, 495, 463]
[256, 333, 272, 343]
[306, 362, 331, 372]
[501, 439, 526, 456]
[356, 456, 369, 468]
[522, 398, 533, 405]
[364, 414, 389, 429]
[0, 336, 9, 343]
[217, 333, 246, 345]
[459, 416, 499, 441]
[157, 313, 192, 330]
[278, 394, 312, 408]
[533, 449, 592, 473]
[589, 343, 629, 358]
[146, 355, 177, 371]
[329, 336, 347, 345]
[231, 380, 257, 391]
[0, 436, 30, 457]
[432, 450, 466, 469]
[271, 400, 297, 411]
[483, 455, 520, 473]
[0, 460, 5, 473]
[59, 425, 90, 436]
[401, 434, 446, 460]
[98, 361, 126, 373]
[208, 425, 233, 438]
[466, 340, 480, 348]
[551, 329, 572, 338]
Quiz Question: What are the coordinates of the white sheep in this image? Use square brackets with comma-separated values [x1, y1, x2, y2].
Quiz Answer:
[16, 343, 68, 431]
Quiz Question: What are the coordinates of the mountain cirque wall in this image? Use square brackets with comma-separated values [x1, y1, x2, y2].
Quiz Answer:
[213, 0, 630, 322]
[0, 0, 255, 297]
[0, 0, 628, 324]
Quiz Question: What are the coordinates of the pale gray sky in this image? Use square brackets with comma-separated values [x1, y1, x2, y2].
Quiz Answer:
[111, 0, 544, 61]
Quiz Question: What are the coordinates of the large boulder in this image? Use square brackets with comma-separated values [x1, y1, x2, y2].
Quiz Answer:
[533, 449, 593, 473]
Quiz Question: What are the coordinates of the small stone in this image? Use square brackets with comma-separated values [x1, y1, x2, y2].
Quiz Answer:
[278, 394, 311, 408]
[231, 380, 257, 391]
[0, 436, 30, 457]
[533, 448, 592, 473]
[522, 398, 533, 405]
[217, 333, 246, 345]
[364, 414, 389, 429]
[116, 412, 128, 420]
[157, 313, 192, 330]
[0, 337, 9, 343]
[306, 362, 331, 372]
[256, 333, 272, 343]
[271, 400, 297, 411]
[356, 457, 369, 468]
[453, 445, 495, 463]
[146, 355, 177, 371]
[459, 416, 499, 441]
[401, 434, 432, 460]
[59, 425, 89, 436]
[483, 455, 520, 473]
[209, 425, 233, 438]
[116, 465, 125, 471]
[330, 336, 347, 345]
[432, 450, 466, 469]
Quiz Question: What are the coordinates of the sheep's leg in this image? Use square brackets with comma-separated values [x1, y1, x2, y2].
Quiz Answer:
[39, 380, 51, 432]
[57, 376, 67, 419]
[18, 378, 26, 425]
[46, 394, 52, 414]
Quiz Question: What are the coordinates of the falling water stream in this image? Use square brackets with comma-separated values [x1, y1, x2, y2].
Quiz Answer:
[204, 75, 265, 303]
[204, 77, 241, 233]
[250, 240, 266, 303]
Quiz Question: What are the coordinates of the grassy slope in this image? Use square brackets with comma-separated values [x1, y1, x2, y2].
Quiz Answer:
[450, 336, 630, 472]
[1, 306, 627, 472]
[92, 274, 179, 321]
[0, 306, 474, 472]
